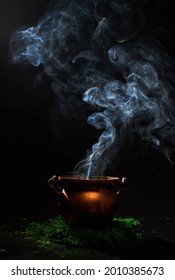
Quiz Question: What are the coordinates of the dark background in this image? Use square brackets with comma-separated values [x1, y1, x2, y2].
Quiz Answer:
[0, 0, 175, 219]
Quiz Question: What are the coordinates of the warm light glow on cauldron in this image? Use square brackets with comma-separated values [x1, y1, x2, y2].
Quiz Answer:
[48, 175, 128, 227]
[83, 191, 101, 201]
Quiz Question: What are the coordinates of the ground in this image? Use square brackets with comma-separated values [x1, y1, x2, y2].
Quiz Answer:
[1, 215, 175, 260]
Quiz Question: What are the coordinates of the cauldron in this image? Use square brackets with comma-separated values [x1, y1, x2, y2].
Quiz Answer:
[48, 175, 128, 227]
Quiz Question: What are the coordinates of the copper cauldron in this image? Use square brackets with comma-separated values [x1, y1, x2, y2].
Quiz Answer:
[48, 175, 128, 227]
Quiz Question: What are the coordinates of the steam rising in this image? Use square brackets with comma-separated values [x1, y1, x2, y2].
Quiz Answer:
[10, 0, 175, 177]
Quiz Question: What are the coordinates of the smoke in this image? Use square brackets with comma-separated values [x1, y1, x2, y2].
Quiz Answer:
[9, 0, 175, 177]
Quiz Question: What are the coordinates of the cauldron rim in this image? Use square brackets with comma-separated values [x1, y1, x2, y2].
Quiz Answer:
[58, 175, 120, 184]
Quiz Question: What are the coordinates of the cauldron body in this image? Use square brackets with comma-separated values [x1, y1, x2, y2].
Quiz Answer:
[48, 175, 127, 228]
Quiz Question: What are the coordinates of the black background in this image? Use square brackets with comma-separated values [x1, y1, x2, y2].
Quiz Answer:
[0, 0, 175, 219]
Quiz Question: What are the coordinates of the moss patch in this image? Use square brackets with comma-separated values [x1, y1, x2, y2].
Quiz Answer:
[25, 216, 142, 257]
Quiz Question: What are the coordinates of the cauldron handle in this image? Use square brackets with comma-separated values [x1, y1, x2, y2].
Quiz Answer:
[48, 175, 63, 196]
[112, 177, 129, 193]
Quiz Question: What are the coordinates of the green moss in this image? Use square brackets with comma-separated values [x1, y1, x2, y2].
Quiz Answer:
[25, 216, 142, 254]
